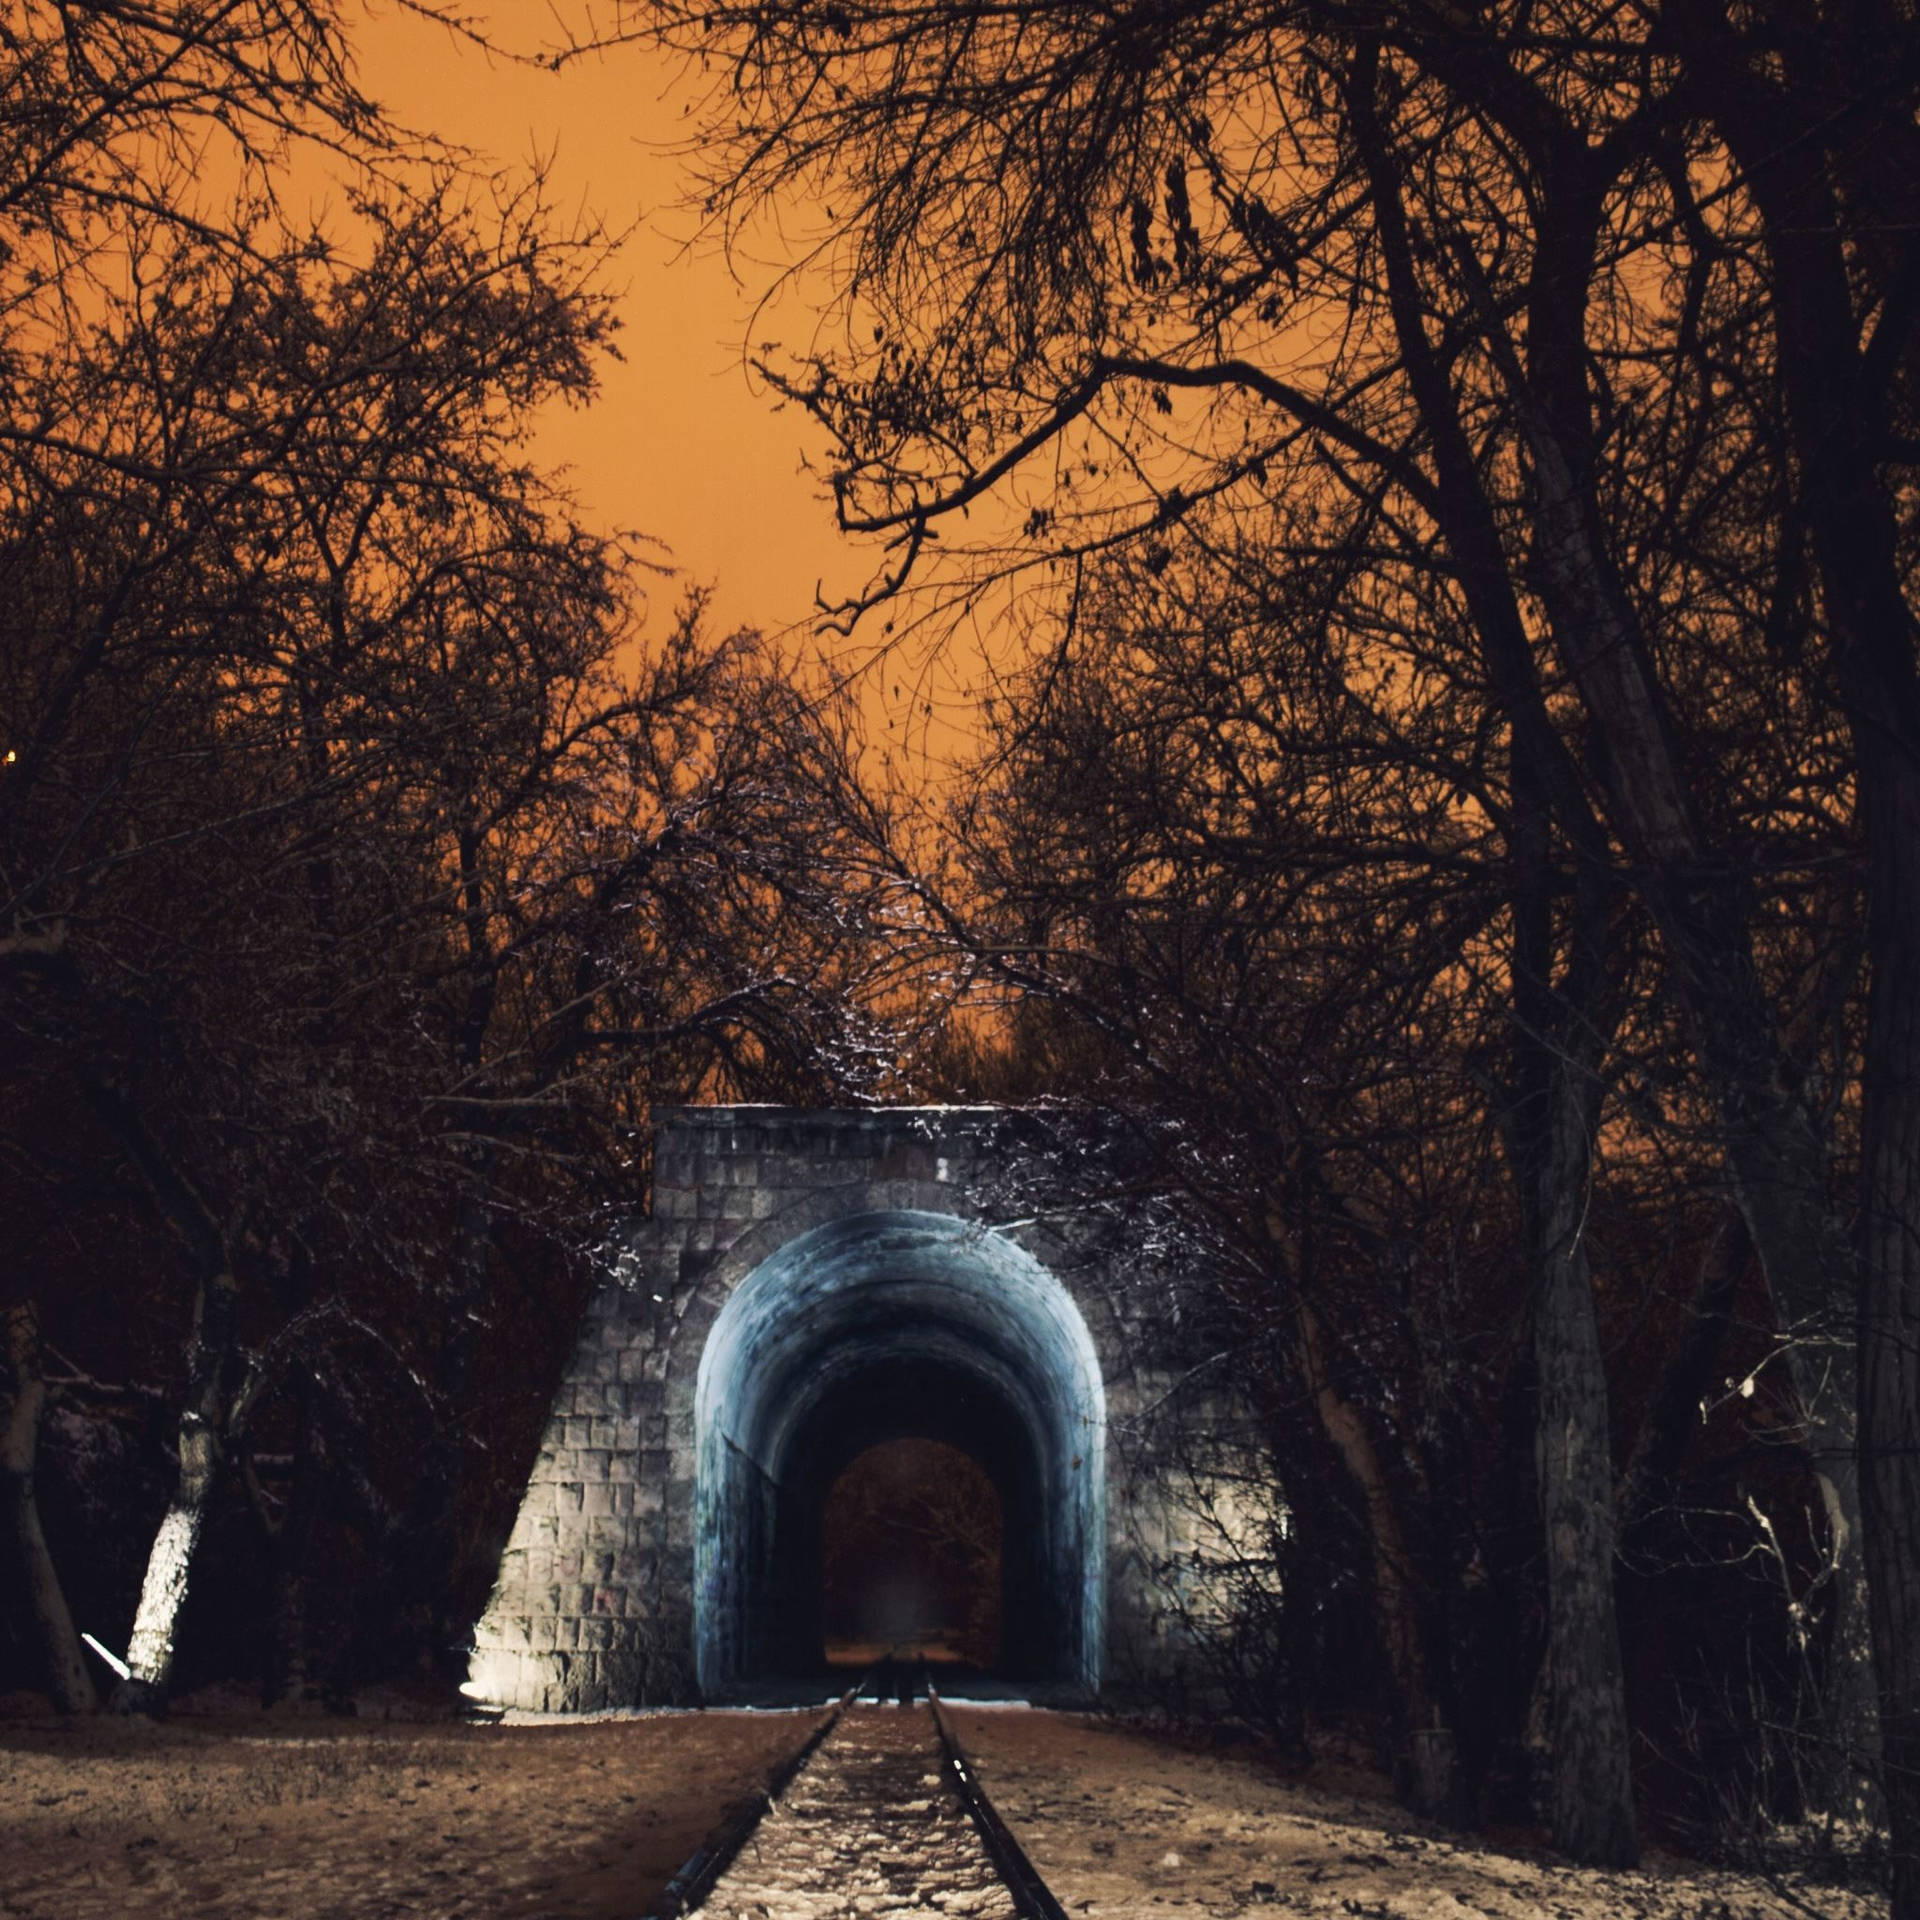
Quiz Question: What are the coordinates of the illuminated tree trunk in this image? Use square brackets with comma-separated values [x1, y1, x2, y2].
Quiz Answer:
[81, 1077, 240, 1715]
[3, 1302, 98, 1712]
[114, 1260, 237, 1712]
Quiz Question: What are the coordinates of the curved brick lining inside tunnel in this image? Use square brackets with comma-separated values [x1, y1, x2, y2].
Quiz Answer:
[693, 1209, 1106, 1696]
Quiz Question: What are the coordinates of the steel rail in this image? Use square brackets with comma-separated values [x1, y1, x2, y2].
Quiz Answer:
[640, 1675, 866, 1920]
[644, 1666, 1071, 1920]
[928, 1679, 1072, 1920]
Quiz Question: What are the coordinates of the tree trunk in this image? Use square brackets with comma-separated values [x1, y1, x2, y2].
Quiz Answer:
[3, 1301, 98, 1712]
[262, 1537, 308, 1707]
[240, 1367, 321, 1707]
[1529, 1076, 1639, 1867]
[79, 1077, 242, 1715]
[1520, 424, 1878, 1810]
[1497, 736, 1639, 1866]
[1811, 1447, 1884, 1821]
[1689, 45, 1920, 1887]
[1590, 17, 1920, 1860]
[1492, 141, 1882, 1832]
[1292, 1289, 1457, 1815]
[112, 1262, 237, 1713]
[1344, 72, 1638, 1850]
[394, 1165, 495, 1665]
[1856, 742, 1920, 1908]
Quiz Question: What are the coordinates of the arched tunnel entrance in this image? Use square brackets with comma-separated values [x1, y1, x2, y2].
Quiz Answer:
[694, 1210, 1105, 1698]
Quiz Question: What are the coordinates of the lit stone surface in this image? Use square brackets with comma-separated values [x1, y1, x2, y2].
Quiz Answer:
[466, 1106, 1254, 1713]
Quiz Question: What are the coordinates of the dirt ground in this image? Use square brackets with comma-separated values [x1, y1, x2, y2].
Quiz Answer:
[0, 1698, 1890, 1920]
[0, 1696, 826, 1920]
[948, 1707, 1890, 1920]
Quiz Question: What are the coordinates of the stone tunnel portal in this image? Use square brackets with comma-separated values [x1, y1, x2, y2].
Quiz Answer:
[694, 1210, 1105, 1698]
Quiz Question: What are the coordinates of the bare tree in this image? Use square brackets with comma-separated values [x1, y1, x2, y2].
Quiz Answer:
[571, 0, 1909, 1874]
[2, 1301, 98, 1712]
[0, 122, 898, 1704]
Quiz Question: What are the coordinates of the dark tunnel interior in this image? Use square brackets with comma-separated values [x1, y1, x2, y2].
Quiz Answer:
[692, 1211, 1106, 1699]
[817, 1436, 1003, 1667]
[764, 1357, 1035, 1674]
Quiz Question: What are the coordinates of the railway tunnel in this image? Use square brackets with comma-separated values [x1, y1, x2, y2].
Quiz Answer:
[465, 1109, 1180, 1716]
[693, 1209, 1105, 1697]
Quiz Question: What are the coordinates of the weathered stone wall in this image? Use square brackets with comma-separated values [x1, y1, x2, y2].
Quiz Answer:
[464, 1105, 1246, 1714]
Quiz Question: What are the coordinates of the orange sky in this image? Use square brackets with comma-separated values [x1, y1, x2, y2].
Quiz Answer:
[354, 8, 870, 644]
[345, 6, 1054, 780]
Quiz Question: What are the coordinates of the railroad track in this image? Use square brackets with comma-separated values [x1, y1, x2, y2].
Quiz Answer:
[646, 1673, 1067, 1920]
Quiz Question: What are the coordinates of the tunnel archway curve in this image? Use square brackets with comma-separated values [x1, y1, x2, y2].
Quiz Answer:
[693, 1207, 1106, 1697]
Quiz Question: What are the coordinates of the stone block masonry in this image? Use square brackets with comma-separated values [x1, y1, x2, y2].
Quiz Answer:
[464, 1106, 1243, 1714]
